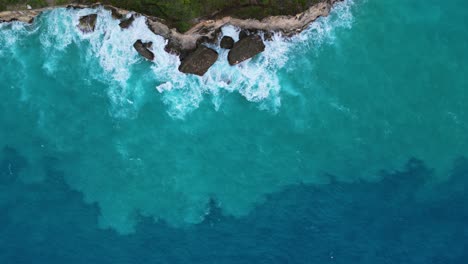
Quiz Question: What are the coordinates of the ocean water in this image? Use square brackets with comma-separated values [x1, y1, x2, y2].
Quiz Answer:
[1, 0, 467, 262]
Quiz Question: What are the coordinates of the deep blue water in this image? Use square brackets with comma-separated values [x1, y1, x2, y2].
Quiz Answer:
[1, 0, 468, 262]
[1, 149, 467, 263]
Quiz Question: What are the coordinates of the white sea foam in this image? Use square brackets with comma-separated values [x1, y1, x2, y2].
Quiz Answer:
[33, 7, 172, 117]
[155, 0, 355, 118]
[0, 21, 36, 52]
[0, 22, 39, 101]
[152, 31, 290, 118]
[0, 0, 356, 234]
[4, 0, 467, 237]
[23, 0, 354, 119]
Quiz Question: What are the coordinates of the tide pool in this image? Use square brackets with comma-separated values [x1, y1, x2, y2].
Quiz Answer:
[0, 0, 467, 262]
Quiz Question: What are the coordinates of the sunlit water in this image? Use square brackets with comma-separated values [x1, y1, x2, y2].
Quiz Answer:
[1, 0, 467, 262]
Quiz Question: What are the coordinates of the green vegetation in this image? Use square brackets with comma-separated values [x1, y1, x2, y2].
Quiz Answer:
[1, 0, 323, 32]
[0, 0, 48, 10]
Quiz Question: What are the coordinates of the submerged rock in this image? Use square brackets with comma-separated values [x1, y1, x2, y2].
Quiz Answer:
[178, 46, 218, 76]
[119, 15, 135, 29]
[77, 14, 97, 33]
[220, 36, 234, 49]
[133, 40, 154, 61]
[228, 35, 265, 65]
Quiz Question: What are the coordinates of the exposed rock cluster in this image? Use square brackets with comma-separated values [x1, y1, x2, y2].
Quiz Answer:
[119, 15, 134, 29]
[77, 13, 97, 33]
[228, 35, 265, 65]
[133, 40, 154, 61]
[0, 0, 343, 76]
[178, 46, 219, 76]
[220, 36, 234, 49]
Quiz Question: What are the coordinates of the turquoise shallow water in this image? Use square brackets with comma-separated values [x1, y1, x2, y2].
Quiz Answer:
[1, 0, 468, 262]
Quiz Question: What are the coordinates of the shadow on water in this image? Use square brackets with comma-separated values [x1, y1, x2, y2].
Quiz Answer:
[0, 146, 467, 264]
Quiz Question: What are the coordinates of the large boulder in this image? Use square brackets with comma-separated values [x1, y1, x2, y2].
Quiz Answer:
[239, 30, 249, 40]
[0, 10, 39, 23]
[228, 35, 265, 65]
[119, 15, 135, 29]
[164, 39, 195, 62]
[220, 36, 234, 49]
[77, 14, 97, 33]
[178, 46, 218, 76]
[133, 40, 154, 61]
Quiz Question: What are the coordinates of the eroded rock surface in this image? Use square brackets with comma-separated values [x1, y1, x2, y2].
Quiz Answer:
[220, 36, 234, 49]
[104, 5, 124, 19]
[133, 40, 154, 61]
[178, 46, 218, 76]
[228, 35, 265, 65]
[119, 15, 135, 29]
[0, 10, 42, 23]
[77, 14, 97, 33]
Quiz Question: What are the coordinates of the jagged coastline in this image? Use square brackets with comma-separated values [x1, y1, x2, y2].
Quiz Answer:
[0, 0, 343, 75]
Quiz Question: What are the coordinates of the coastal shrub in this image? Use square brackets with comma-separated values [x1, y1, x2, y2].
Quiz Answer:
[1, 0, 324, 31]
[0, 0, 48, 10]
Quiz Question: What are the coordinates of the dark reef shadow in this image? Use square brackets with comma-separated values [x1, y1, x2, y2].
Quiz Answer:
[1, 146, 467, 264]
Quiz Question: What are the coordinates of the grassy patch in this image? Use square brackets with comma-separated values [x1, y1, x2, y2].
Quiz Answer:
[1, 0, 48, 10]
[2, 0, 325, 31]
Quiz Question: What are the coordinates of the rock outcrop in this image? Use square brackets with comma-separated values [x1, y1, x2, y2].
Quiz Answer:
[228, 35, 265, 65]
[1, 0, 344, 75]
[220, 36, 234, 49]
[239, 30, 249, 40]
[145, 0, 339, 56]
[104, 5, 124, 19]
[119, 15, 135, 29]
[178, 46, 218, 76]
[0, 9, 42, 23]
[133, 40, 154, 61]
[77, 14, 97, 33]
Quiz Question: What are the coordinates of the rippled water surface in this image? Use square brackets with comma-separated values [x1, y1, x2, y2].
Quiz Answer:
[1, 0, 467, 262]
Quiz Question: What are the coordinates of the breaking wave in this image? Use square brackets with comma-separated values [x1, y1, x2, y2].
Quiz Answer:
[1, 0, 354, 119]
[0, 0, 357, 234]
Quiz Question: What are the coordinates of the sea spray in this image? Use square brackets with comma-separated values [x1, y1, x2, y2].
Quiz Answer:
[16, 0, 467, 233]
[1, 0, 468, 261]
[0, 0, 361, 234]
[155, 0, 355, 118]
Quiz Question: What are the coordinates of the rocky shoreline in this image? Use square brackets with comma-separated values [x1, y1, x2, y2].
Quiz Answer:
[0, 0, 343, 76]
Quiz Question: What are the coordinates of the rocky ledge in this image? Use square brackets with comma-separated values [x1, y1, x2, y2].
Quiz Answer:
[77, 13, 97, 33]
[0, 0, 343, 76]
[133, 40, 154, 61]
[0, 9, 44, 23]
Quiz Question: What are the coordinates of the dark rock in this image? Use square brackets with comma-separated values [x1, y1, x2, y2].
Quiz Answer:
[178, 46, 218, 76]
[220, 36, 234, 49]
[77, 14, 97, 33]
[133, 40, 155, 61]
[66, 4, 84, 9]
[165, 39, 185, 56]
[164, 40, 196, 62]
[144, 42, 153, 49]
[239, 30, 249, 40]
[196, 36, 211, 47]
[119, 15, 135, 29]
[164, 40, 181, 55]
[228, 35, 265, 65]
[104, 5, 124, 19]
[263, 31, 273, 41]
